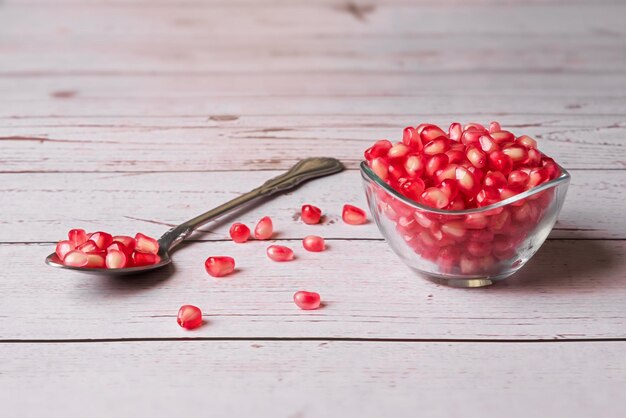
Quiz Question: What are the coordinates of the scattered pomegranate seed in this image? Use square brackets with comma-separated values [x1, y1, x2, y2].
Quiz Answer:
[254, 216, 274, 240]
[133, 252, 160, 266]
[68, 229, 88, 248]
[303, 235, 325, 252]
[112, 236, 136, 252]
[301, 204, 322, 225]
[55, 240, 74, 260]
[229, 223, 251, 243]
[266, 245, 295, 262]
[135, 233, 159, 255]
[86, 253, 106, 268]
[177, 305, 203, 330]
[63, 250, 89, 267]
[77, 239, 99, 253]
[293, 291, 321, 310]
[205, 256, 236, 277]
[89, 231, 113, 250]
[342, 204, 367, 225]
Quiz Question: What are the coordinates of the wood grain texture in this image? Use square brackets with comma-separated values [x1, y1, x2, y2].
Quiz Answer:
[1, 240, 624, 340]
[1, 341, 626, 418]
[0, 170, 623, 241]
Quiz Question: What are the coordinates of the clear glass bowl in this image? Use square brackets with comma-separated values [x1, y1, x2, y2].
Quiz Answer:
[361, 161, 571, 287]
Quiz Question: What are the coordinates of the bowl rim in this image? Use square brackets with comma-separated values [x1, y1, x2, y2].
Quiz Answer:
[360, 160, 571, 215]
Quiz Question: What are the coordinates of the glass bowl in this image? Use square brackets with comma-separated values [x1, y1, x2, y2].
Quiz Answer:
[361, 161, 570, 287]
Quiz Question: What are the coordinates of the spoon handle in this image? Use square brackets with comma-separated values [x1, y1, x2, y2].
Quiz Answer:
[158, 157, 344, 251]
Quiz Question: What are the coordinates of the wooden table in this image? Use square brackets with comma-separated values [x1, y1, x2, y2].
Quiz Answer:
[1, 0, 625, 416]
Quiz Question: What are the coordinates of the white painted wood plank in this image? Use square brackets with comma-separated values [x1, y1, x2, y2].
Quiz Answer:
[1, 240, 624, 340]
[1, 120, 624, 171]
[1, 341, 625, 418]
[0, 170, 623, 241]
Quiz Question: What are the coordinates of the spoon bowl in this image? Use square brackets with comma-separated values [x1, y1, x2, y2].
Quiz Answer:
[45, 157, 344, 276]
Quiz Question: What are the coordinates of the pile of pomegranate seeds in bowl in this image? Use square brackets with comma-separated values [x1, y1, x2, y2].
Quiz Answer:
[54, 229, 161, 269]
[362, 121, 570, 286]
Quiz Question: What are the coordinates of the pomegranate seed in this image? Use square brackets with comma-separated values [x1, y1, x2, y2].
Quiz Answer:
[434, 163, 458, 183]
[508, 170, 530, 187]
[464, 213, 489, 229]
[483, 171, 508, 189]
[420, 125, 447, 142]
[135, 233, 159, 254]
[112, 236, 136, 253]
[404, 154, 424, 178]
[266, 245, 295, 262]
[466, 145, 487, 168]
[63, 250, 89, 267]
[502, 145, 529, 164]
[478, 135, 498, 153]
[229, 223, 251, 243]
[399, 178, 426, 201]
[107, 241, 133, 258]
[423, 138, 450, 156]
[88, 231, 113, 250]
[370, 157, 389, 180]
[133, 252, 161, 266]
[425, 154, 449, 177]
[420, 187, 449, 209]
[77, 240, 99, 253]
[488, 151, 513, 175]
[55, 240, 74, 260]
[445, 195, 466, 210]
[527, 148, 542, 166]
[177, 305, 203, 330]
[293, 291, 321, 310]
[68, 229, 88, 248]
[86, 253, 106, 268]
[445, 149, 466, 164]
[476, 186, 500, 207]
[254, 216, 274, 240]
[388, 143, 410, 159]
[464, 122, 486, 131]
[490, 131, 515, 144]
[364, 139, 392, 161]
[303, 235, 325, 252]
[489, 121, 501, 133]
[461, 129, 484, 145]
[438, 179, 459, 200]
[342, 204, 367, 225]
[441, 221, 467, 239]
[455, 166, 480, 197]
[528, 167, 550, 188]
[467, 241, 492, 257]
[448, 122, 462, 141]
[460, 255, 481, 274]
[402, 127, 423, 151]
[205, 256, 235, 277]
[516, 135, 537, 149]
[105, 249, 128, 269]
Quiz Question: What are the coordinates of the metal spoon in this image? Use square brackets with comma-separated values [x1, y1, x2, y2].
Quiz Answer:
[45, 157, 344, 275]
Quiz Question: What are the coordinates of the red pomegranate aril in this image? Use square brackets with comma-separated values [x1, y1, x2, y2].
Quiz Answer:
[445, 149, 466, 164]
[516, 135, 537, 149]
[266, 245, 295, 262]
[63, 250, 89, 267]
[364, 139, 392, 161]
[135, 232, 159, 255]
[476, 186, 500, 207]
[527, 148, 542, 166]
[133, 252, 160, 266]
[464, 213, 489, 229]
[467, 229, 494, 242]
[112, 236, 136, 253]
[489, 209, 511, 233]
[508, 170, 530, 187]
[528, 167, 550, 188]
[499, 186, 525, 204]
[455, 166, 480, 197]
[488, 151, 514, 175]
[303, 235, 325, 252]
[490, 131, 515, 144]
[478, 135, 499, 153]
[105, 249, 128, 269]
[423, 138, 450, 156]
[414, 211, 435, 228]
[88, 231, 113, 250]
[370, 157, 389, 181]
[254, 216, 274, 240]
[229, 223, 251, 243]
[466, 145, 487, 169]
[403, 127, 423, 151]
[107, 241, 132, 258]
[502, 145, 528, 164]
[460, 255, 481, 274]
[86, 253, 106, 268]
[438, 179, 459, 200]
[77, 239, 99, 254]
[461, 129, 484, 145]
[489, 121, 502, 133]
[467, 241, 492, 257]
[483, 171, 508, 189]
[342, 204, 367, 225]
[177, 305, 203, 330]
[445, 196, 466, 210]
[68, 229, 88, 248]
[420, 125, 447, 142]
[205, 256, 236, 277]
[434, 163, 458, 183]
[399, 178, 425, 201]
[449, 122, 462, 141]
[301, 204, 322, 225]
[441, 221, 467, 239]
[293, 291, 321, 310]
[55, 240, 74, 260]
[464, 122, 486, 131]
[420, 187, 449, 209]
[404, 154, 424, 178]
[388, 143, 410, 159]
[425, 153, 449, 177]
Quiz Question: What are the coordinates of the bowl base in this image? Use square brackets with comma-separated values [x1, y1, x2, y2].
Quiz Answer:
[419, 271, 516, 288]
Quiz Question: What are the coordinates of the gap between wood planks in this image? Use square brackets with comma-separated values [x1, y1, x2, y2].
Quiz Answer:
[2, 337, 626, 344]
